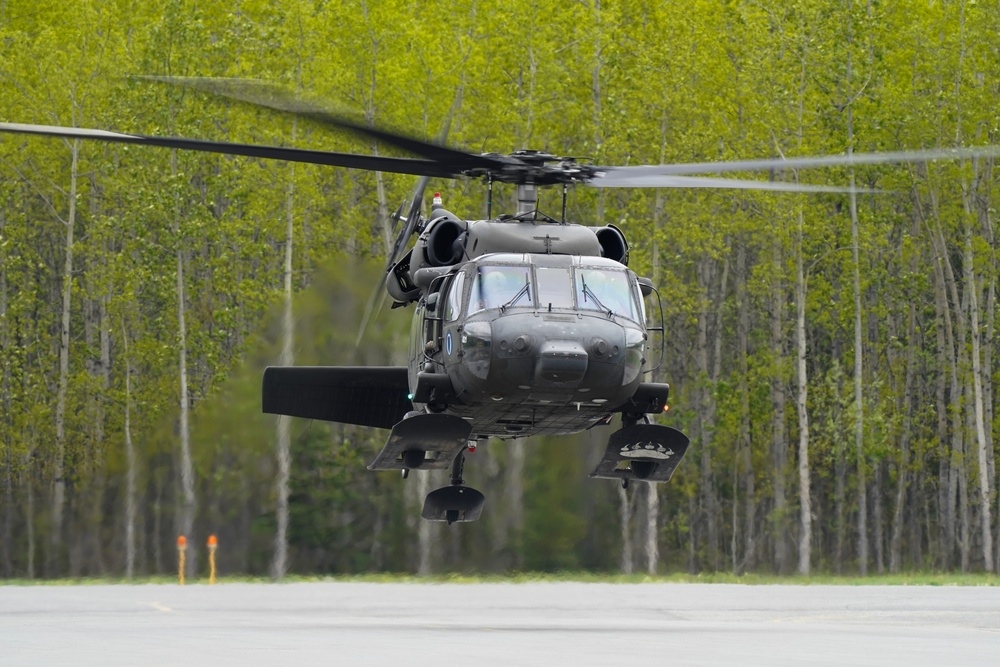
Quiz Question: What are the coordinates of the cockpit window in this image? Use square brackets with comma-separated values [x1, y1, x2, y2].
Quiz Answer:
[468, 263, 639, 321]
[577, 268, 639, 321]
[470, 266, 533, 313]
[535, 267, 574, 310]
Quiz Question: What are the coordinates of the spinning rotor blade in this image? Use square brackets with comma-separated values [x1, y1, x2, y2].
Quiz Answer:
[0, 122, 456, 177]
[354, 178, 430, 346]
[391, 85, 464, 266]
[590, 173, 878, 194]
[594, 144, 1000, 181]
[8, 78, 993, 208]
[141, 76, 503, 173]
[391, 177, 432, 262]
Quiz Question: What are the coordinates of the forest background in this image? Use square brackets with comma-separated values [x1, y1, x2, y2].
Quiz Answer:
[1, 0, 999, 579]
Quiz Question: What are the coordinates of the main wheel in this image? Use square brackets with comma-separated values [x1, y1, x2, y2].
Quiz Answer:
[630, 460, 657, 480]
[402, 449, 425, 469]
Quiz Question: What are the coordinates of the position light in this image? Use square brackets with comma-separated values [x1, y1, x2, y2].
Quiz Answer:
[663, 404, 670, 412]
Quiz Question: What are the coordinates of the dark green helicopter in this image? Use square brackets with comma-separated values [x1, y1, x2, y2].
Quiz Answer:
[5, 78, 1000, 524]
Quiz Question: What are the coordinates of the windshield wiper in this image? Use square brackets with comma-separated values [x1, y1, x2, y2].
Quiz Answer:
[581, 278, 613, 318]
[499, 281, 531, 313]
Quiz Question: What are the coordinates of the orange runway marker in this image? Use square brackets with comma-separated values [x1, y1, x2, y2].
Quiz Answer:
[177, 536, 187, 585]
[207, 535, 218, 584]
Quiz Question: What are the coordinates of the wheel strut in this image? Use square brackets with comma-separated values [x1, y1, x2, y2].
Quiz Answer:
[450, 450, 465, 486]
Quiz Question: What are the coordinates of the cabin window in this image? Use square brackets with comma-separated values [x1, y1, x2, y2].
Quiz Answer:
[445, 272, 466, 321]
[409, 301, 424, 364]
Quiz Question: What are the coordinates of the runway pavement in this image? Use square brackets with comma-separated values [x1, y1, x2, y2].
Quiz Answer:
[2, 581, 998, 666]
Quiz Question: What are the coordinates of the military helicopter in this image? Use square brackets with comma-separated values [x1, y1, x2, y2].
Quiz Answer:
[4, 78, 1000, 524]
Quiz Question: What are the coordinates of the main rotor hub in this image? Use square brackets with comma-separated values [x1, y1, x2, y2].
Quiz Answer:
[466, 150, 599, 186]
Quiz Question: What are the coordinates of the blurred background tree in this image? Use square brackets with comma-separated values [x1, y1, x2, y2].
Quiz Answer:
[1, 0, 999, 577]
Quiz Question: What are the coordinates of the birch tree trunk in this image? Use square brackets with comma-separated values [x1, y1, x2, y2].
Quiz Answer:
[271, 118, 297, 580]
[951, 0, 992, 572]
[959, 379, 972, 572]
[932, 247, 956, 568]
[890, 297, 916, 573]
[794, 205, 811, 575]
[0, 208, 10, 578]
[697, 293, 714, 570]
[987, 277, 996, 472]
[26, 464, 35, 579]
[931, 188, 972, 571]
[874, 460, 885, 574]
[122, 319, 137, 579]
[736, 242, 755, 572]
[416, 469, 432, 575]
[172, 149, 196, 576]
[619, 483, 633, 574]
[506, 439, 525, 571]
[711, 256, 729, 570]
[770, 252, 788, 574]
[791, 27, 813, 576]
[51, 138, 81, 575]
[847, 93, 868, 579]
[957, 181, 993, 573]
[965, 221, 993, 571]
[645, 483, 659, 574]
[987, 275, 998, 573]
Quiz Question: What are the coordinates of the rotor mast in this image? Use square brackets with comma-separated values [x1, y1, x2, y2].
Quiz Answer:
[516, 183, 538, 215]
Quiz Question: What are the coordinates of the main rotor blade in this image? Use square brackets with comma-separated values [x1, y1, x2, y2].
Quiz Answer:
[0, 122, 459, 177]
[141, 76, 505, 173]
[590, 172, 878, 194]
[594, 144, 1000, 180]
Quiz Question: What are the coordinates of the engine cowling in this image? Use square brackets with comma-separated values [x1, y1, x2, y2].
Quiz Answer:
[424, 216, 467, 266]
[589, 224, 629, 265]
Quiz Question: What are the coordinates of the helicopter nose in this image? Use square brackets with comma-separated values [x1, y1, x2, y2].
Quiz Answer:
[535, 340, 589, 385]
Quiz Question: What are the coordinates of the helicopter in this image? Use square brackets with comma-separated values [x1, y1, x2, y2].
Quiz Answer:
[4, 78, 1000, 524]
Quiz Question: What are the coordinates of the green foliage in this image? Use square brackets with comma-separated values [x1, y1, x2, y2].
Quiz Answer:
[522, 437, 588, 572]
[2, 0, 1000, 578]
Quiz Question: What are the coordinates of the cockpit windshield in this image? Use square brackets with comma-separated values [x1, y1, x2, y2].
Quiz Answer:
[577, 268, 639, 321]
[470, 266, 533, 312]
[468, 263, 639, 321]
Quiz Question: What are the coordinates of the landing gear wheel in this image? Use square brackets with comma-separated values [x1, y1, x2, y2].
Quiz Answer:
[421, 451, 486, 522]
[590, 423, 690, 485]
[402, 449, 425, 469]
[631, 460, 657, 480]
[422, 485, 485, 522]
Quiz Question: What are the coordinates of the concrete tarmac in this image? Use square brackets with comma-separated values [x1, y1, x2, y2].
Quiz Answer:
[2, 581, 998, 666]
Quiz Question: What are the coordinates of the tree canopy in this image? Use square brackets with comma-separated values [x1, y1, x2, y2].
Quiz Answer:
[2, 0, 999, 577]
